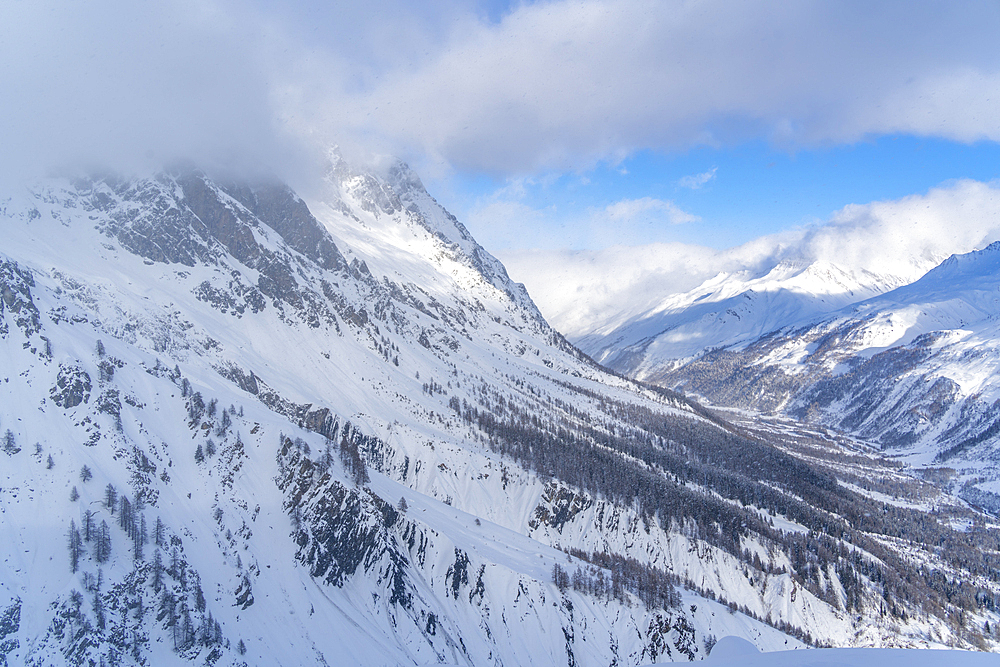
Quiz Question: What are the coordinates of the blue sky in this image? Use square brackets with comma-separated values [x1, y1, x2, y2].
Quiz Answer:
[439, 136, 1000, 252]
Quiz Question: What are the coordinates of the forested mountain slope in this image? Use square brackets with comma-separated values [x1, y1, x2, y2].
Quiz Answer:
[0, 154, 998, 666]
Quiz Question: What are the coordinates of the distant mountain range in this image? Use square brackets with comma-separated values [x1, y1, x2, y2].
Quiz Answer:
[582, 241, 1000, 504]
[578, 257, 919, 373]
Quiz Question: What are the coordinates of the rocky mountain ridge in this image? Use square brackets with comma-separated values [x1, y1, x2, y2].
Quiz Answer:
[1, 156, 998, 665]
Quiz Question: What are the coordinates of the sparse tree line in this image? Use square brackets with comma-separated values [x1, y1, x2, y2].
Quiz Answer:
[553, 548, 682, 612]
[1, 421, 58, 469]
[282, 418, 370, 487]
[63, 475, 233, 662]
[184, 386, 238, 438]
[447, 377, 1000, 646]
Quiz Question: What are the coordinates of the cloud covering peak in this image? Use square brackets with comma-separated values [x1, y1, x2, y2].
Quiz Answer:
[4, 0, 1000, 181]
[0, 0, 301, 181]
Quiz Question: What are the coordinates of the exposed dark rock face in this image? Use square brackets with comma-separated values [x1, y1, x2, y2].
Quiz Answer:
[50, 364, 92, 409]
[80, 171, 339, 327]
[529, 483, 594, 533]
[192, 278, 267, 317]
[0, 259, 41, 340]
[0, 599, 20, 666]
[220, 181, 347, 273]
[444, 549, 470, 600]
[276, 438, 406, 595]
[89, 173, 223, 267]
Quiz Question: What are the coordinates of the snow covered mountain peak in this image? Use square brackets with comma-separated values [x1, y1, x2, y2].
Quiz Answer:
[315, 150, 551, 336]
[2, 158, 999, 665]
[898, 238, 1000, 291]
[578, 254, 914, 375]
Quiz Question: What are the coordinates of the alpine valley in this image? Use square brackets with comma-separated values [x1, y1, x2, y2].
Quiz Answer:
[581, 243, 1000, 509]
[2, 152, 999, 667]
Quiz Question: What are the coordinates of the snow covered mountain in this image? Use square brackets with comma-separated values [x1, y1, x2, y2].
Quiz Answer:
[1, 154, 998, 666]
[577, 258, 920, 374]
[618, 243, 1000, 499]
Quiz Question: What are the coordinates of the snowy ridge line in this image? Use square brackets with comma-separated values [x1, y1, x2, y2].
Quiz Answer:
[578, 258, 920, 373]
[2, 157, 1000, 664]
[598, 242, 1000, 473]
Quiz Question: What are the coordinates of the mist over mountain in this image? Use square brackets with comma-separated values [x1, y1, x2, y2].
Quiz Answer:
[503, 178, 1000, 342]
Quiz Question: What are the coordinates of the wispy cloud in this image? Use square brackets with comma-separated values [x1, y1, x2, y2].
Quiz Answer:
[327, 0, 1000, 173]
[462, 185, 701, 252]
[0, 0, 301, 182]
[677, 168, 717, 190]
[605, 198, 699, 225]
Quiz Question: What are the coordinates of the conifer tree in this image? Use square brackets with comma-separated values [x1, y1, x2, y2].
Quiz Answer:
[151, 550, 164, 591]
[105, 483, 117, 513]
[119, 495, 133, 534]
[217, 410, 231, 437]
[95, 520, 111, 563]
[83, 509, 95, 542]
[2, 430, 18, 455]
[154, 517, 166, 548]
[133, 513, 147, 561]
[68, 521, 83, 573]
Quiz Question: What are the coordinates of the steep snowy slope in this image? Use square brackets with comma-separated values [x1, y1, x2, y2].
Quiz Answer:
[0, 157, 998, 666]
[693, 635, 999, 666]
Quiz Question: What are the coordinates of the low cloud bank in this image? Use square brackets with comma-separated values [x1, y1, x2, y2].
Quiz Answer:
[501, 180, 1000, 337]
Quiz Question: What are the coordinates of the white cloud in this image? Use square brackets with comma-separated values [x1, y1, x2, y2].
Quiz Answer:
[462, 186, 700, 252]
[605, 198, 699, 225]
[3, 0, 1000, 182]
[500, 242, 726, 338]
[324, 0, 1000, 174]
[677, 168, 717, 190]
[464, 197, 559, 252]
[501, 179, 1000, 337]
[0, 0, 310, 183]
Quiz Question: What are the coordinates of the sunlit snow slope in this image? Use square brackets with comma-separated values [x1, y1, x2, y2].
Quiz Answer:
[1, 154, 997, 666]
[578, 258, 917, 374]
